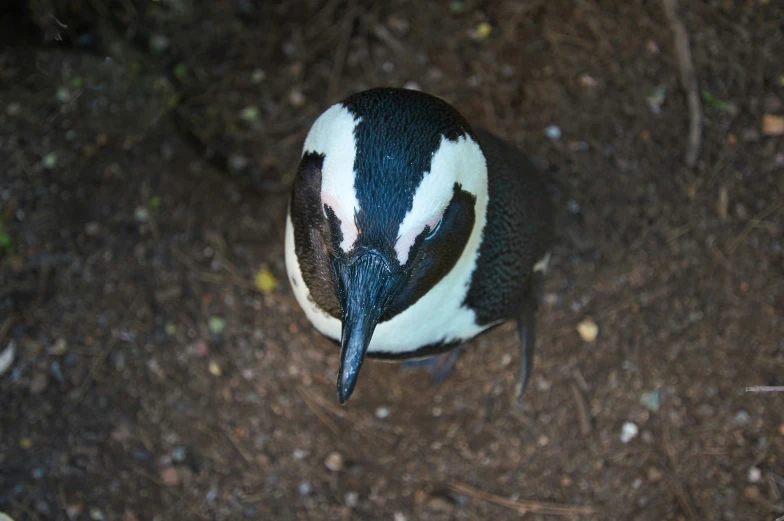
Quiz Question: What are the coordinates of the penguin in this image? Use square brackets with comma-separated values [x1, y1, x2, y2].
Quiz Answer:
[284, 87, 554, 404]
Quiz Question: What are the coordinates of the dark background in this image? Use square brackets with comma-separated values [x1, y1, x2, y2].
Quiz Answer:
[1, 1, 783, 520]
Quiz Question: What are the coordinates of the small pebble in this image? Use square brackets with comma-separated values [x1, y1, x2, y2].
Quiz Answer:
[134, 207, 150, 222]
[48, 338, 68, 355]
[344, 491, 359, 508]
[748, 466, 761, 483]
[89, 508, 104, 521]
[577, 319, 599, 342]
[289, 89, 305, 107]
[298, 481, 312, 496]
[208, 361, 222, 377]
[228, 154, 249, 172]
[578, 74, 598, 89]
[42, 153, 58, 169]
[393, 513, 407, 521]
[130, 448, 151, 461]
[324, 451, 344, 472]
[251, 69, 266, 83]
[208, 317, 226, 334]
[426, 497, 454, 512]
[292, 449, 307, 460]
[172, 446, 187, 463]
[56, 87, 71, 103]
[1, 342, 18, 376]
[240, 106, 260, 121]
[382, 61, 395, 73]
[640, 390, 660, 411]
[620, 421, 639, 443]
[375, 406, 390, 419]
[6, 102, 21, 115]
[149, 34, 169, 52]
[66, 502, 85, 518]
[733, 410, 751, 426]
[85, 222, 101, 236]
[544, 125, 561, 140]
[647, 467, 663, 482]
[743, 485, 760, 499]
[403, 81, 421, 91]
[160, 466, 180, 486]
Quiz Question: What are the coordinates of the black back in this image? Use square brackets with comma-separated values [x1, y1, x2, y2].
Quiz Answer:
[464, 127, 554, 324]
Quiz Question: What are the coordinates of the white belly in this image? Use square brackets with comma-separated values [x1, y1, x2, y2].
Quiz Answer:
[284, 212, 498, 354]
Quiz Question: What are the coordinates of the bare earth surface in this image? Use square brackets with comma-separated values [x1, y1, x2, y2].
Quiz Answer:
[1, 1, 783, 520]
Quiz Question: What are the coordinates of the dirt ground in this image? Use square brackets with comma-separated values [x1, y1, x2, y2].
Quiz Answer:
[1, 1, 783, 520]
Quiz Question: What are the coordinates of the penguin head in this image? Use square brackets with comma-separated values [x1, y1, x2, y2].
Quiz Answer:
[286, 88, 489, 403]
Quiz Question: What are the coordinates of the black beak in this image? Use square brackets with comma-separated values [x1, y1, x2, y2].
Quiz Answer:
[333, 251, 401, 404]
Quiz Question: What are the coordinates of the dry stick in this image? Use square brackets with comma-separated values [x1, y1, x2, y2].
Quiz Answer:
[449, 482, 598, 516]
[327, 0, 357, 104]
[727, 199, 784, 254]
[221, 426, 254, 467]
[662, 0, 702, 168]
[298, 387, 341, 435]
[66, 291, 143, 412]
[570, 382, 593, 436]
[0, 314, 14, 346]
[667, 478, 698, 521]
[132, 469, 209, 521]
[300, 386, 396, 443]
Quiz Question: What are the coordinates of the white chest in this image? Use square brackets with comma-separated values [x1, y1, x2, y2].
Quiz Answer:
[285, 212, 498, 355]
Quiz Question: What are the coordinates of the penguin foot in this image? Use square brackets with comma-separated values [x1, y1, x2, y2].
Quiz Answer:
[401, 348, 462, 383]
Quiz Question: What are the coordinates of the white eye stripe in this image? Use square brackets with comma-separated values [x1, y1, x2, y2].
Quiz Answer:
[303, 104, 362, 253]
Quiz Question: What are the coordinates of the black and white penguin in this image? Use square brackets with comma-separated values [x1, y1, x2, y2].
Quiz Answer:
[285, 87, 554, 404]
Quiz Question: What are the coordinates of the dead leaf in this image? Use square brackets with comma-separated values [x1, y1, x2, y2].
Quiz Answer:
[254, 267, 278, 294]
[762, 114, 784, 136]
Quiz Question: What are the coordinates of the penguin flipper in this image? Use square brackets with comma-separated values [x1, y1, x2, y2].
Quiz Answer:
[514, 271, 545, 404]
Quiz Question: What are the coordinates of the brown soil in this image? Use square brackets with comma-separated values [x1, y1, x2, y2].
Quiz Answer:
[1, 1, 783, 520]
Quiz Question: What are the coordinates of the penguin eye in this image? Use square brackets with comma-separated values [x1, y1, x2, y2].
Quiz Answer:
[424, 215, 443, 241]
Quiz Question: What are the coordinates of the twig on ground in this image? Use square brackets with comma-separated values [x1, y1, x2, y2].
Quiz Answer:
[0, 314, 15, 346]
[449, 482, 598, 516]
[132, 469, 209, 521]
[570, 382, 593, 436]
[298, 387, 341, 435]
[221, 426, 254, 467]
[327, 0, 357, 104]
[661, 0, 702, 168]
[66, 291, 143, 411]
[727, 199, 784, 254]
[667, 477, 698, 521]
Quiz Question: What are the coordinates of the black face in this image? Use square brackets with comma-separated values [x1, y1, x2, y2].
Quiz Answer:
[288, 88, 479, 402]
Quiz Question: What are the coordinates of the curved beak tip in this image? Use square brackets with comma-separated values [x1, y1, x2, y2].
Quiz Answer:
[337, 369, 356, 404]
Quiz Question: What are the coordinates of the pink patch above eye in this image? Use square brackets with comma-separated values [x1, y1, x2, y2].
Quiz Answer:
[395, 212, 444, 264]
[321, 194, 357, 251]
[424, 213, 443, 234]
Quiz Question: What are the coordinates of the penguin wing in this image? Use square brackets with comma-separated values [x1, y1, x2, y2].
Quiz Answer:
[463, 127, 555, 325]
